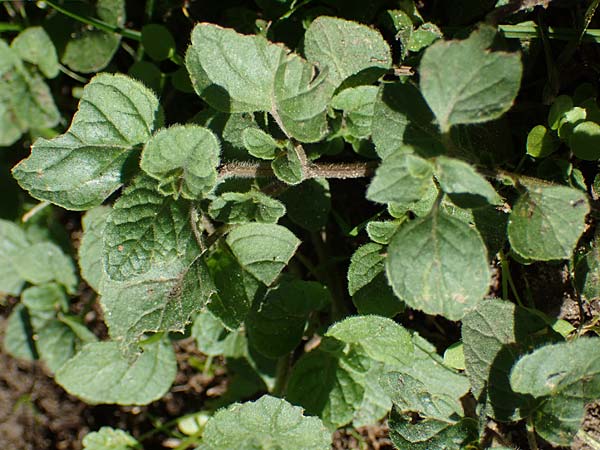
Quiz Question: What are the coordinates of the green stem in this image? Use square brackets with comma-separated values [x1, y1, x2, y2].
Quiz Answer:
[498, 23, 600, 43]
[526, 417, 539, 450]
[273, 353, 292, 397]
[499, 250, 523, 307]
[44, 0, 141, 41]
[0, 22, 22, 32]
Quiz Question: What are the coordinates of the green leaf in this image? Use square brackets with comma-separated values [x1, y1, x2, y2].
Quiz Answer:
[420, 25, 522, 133]
[241, 128, 279, 160]
[246, 280, 329, 358]
[526, 125, 560, 158]
[331, 86, 378, 139]
[443, 342, 465, 371]
[209, 190, 285, 224]
[103, 176, 199, 281]
[21, 283, 67, 330]
[0, 219, 29, 295]
[326, 315, 413, 366]
[508, 184, 589, 261]
[55, 339, 176, 405]
[462, 300, 559, 421]
[407, 23, 442, 52]
[192, 309, 244, 357]
[142, 24, 176, 62]
[3, 304, 36, 360]
[371, 82, 443, 159]
[510, 338, 600, 446]
[569, 121, 600, 161]
[198, 395, 331, 450]
[558, 106, 587, 140]
[186, 23, 286, 112]
[575, 243, 600, 302]
[347, 243, 403, 317]
[140, 125, 221, 199]
[304, 16, 391, 89]
[271, 145, 304, 184]
[206, 247, 264, 330]
[79, 206, 111, 292]
[101, 257, 215, 343]
[12, 242, 77, 294]
[367, 151, 433, 204]
[226, 223, 300, 285]
[352, 361, 394, 428]
[60, 0, 125, 73]
[434, 156, 502, 208]
[0, 40, 59, 146]
[388, 409, 475, 450]
[279, 179, 331, 231]
[12, 73, 161, 210]
[386, 209, 490, 320]
[366, 220, 401, 245]
[548, 95, 573, 130]
[35, 320, 77, 373]
[11, 27, 59, 78]
[82, 427, 139, 450]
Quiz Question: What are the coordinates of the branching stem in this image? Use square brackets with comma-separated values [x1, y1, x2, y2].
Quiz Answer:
[218, 161, 377, 180]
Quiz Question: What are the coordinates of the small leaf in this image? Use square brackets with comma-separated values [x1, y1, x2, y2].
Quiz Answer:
[101, 257, 215, 343]
[192, 309, 244, 357]
[13, 73, 160, 210]
[103, 176, 199, 281]
[11, 27, 59, 78]
[35, 320, 77, 373]
[326, 315, 413, 366]
[226, 223, 300, 285]
[508, 184, 589, 261]
[79, 206, 111, 292]
[548, 95, 574, 130]
[272, 145, 304, 184]
[140, 124, 220, 199]
[569, 121, 600, 161]
[366, 220, 401, 245]
[246, 280, 329, 358]
[0, 219, 29, 295]
[12, 242, 77, 293]
[407, 23, 442, 52]
[198, 395, 331, 450]
[386, 209, 490, 320]
[82, 427, 139, 450]
[575, 244, 600, 302]
[3, 304, 36, 360]
[372, 82, 443, 159]
[304, 16, 392, 89]
[55, 339, 176, 405]
[526, 124, 560, 158]
[209, 191, 285, 224]
[420, 25, 522, 133]
[443, 342, 465, 371]
[367, 152, 433, 204]
[242, 128, 279, 160]
[331, 85, 378, 139]
[142, 24, 176, 62]
[434, 156, 502, 208]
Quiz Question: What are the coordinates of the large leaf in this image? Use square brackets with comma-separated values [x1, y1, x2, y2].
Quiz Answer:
[225, 223, 300, 285]
[420, 25, 522, 133]
[101, 257, 215, 343]
[79, 206, 111, 292]
[198, 395, 331, 450]
[0, 219, 29, 295]
[140, 125, 221, 199]
[304, 16, 391, 89]
[462, 300, 560, 421]
[103, 176, 199, 281]
[246, 280, 329, 358]
[371, 82, 443, 159]
[386, 209, 490, 320]
[510, 338, 600, 446]
[367, 151, 433, 204]
[13, 74, 161, 210]
[508, 184, 589, 261]
[55, 339, 176, 405]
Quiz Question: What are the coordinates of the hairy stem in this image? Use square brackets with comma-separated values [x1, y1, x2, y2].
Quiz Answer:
[218, 161, 376, 180]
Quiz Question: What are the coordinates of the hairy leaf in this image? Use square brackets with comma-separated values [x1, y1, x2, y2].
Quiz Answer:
[11, 27, 59, 78]
[13, 74, 160, 210]
[209, 191, 285, 224]
[0, 219, 29, 295]
[279, 178, 331, 231]
[140, 125, 220, 199]
[508, 184, 589, 261]
[331, 86, 378, 139]
[56, 339, 176, 405]
[82, 427, 139, 450]
[198, 395, 331, 450]
[225, 223, 300, 285]
[3, 304, 36, 360]
[79, 206, 111, 292]
[386, 210, 490, 320]
[420, 25, 522, 133]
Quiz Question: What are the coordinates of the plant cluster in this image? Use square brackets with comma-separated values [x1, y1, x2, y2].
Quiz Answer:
[1, 1, 600, 449]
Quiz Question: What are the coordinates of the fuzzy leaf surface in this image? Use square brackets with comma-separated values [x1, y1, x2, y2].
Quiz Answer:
[11, 27, 59, 78]
[420, 25, 522, 133]
[0, 220, 29, 295]
[55, 339, 176, 405]
[508, 184, 589, 261]
[82, 427, 139, 450]
[79, 206, 111, 292]
[198, 395, 331, 450]
[140, 125, 220, 199]
[386, 210, 490, 320]
[225, 223, 300, 285]
[209, 191, 285, 224]
[12, 74, 160, 210]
